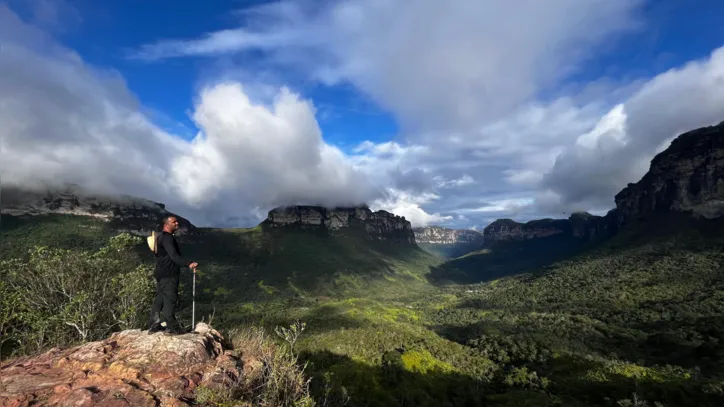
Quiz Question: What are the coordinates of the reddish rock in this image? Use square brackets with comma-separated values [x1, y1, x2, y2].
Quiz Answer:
[0, 323, 243, 407]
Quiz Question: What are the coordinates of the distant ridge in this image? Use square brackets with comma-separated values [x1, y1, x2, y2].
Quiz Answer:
[1, 183, 196, 236]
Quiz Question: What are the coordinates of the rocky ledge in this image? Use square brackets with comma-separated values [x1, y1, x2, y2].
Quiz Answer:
[1, 184, 196, 236]
[413, 226, 484, 245]
[263, 205, 416, 244]
[0, 323, 248, 407]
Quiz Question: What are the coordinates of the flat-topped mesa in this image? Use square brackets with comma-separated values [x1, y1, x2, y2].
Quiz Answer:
[614, 120, 724, 223]
[262, 205, 416, 244]
[484, 218, 572, 242]
[1, 184, 196, 236]
[414, 226, 484, 245]
[483, 212, 616, 245]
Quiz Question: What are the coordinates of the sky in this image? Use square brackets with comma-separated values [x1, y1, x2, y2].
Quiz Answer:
[2, 0, 724, 229]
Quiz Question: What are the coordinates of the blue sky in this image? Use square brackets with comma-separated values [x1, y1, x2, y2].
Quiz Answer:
[3, 0, 724, 228]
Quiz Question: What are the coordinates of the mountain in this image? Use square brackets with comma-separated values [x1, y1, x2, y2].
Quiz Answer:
[1, 183, 196, 236]
[263, 204, 416, 244]
[483, 211, 615, 244]
[413, 226, 485, 258]
[614, 120, 724, 223]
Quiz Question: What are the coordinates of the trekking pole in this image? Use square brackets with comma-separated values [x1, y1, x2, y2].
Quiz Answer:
[192, 270, 196, 329]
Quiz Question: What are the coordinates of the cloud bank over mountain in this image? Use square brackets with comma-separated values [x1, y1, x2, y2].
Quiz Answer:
[3, 1, 724, 228]
[0, 5, 379, 227]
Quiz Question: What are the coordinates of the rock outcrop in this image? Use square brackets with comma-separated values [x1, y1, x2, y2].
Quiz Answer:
[1, 184, 196, 236]
[614, 121, 724, 223]
[262, 205, 416, 244]
[413, 226, 484, 245]
[0, 323, 245, 407]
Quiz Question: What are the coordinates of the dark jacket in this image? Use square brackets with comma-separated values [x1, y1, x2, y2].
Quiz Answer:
[155, 231, 191, 279]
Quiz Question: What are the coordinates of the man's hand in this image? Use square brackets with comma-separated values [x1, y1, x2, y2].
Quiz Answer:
[189, 262, 198, 272]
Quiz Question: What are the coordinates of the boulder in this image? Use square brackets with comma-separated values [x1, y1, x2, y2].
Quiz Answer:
[0, 323, 248, 407]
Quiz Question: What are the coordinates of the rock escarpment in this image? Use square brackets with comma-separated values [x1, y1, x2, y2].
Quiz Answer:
[614, 121, 724, 223]
[263, 205, 416, 244]
[413, 226, 484, 245]
[483, 212, 617, 245]
[0, 323, 247, 407]
[1, 184, 196, 236]
[483, 218, 572, 242]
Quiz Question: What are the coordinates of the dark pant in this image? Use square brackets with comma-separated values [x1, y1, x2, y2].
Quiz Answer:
[150, 275, 180, 329]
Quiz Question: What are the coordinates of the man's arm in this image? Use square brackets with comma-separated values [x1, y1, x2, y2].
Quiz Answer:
[161, 235, 191, 267]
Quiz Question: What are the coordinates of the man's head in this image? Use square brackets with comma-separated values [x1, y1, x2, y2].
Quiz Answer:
[162, 216, 180, 233]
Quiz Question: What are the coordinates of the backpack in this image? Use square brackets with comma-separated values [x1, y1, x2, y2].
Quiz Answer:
[147, 231, 161, 254]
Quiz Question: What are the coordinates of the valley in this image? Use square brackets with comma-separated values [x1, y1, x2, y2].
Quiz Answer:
[3, 121, 724, 406]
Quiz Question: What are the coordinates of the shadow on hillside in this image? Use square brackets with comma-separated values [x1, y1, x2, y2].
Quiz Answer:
[184, 229, 435, 298]
[634, 314, 724, 374]
[425, 237, 590, 285]
[298, 349, 715, 407]
[299, 349, 494, 407]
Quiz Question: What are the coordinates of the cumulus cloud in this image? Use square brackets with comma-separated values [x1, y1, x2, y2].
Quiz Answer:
[540, 46, 724, 212]
[370, 189, 453, 228]
[170, 82, 380, 210]
[133, 0, 644, 132]
[0, 5, 384, 227]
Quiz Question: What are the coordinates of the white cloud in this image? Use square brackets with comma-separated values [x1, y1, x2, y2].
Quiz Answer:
[370, 189, 453, 228]
[540, 46, 724, 212]
[134, 0, 644, 133]
[170, 82, 378, 210]
[0, 6, 379, 227]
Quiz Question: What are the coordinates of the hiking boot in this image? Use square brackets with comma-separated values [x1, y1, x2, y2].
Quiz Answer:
[148, 312, 165, 333]
[148, 322, 165, 333]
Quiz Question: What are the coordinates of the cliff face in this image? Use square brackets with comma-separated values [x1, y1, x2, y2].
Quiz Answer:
[1, 184, 196, 236]
[263, 205, 416, 244]
[483, 213, 617, 245]
[413, 226, 484, 245]
[484, 218, 572, 242]
[615, 121, 724, 223]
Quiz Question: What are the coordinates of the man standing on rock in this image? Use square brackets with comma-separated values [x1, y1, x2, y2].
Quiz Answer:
[149, 215, 198, 334]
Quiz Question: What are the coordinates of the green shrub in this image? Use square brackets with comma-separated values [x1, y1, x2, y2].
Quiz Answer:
[0, 233, 154, 357]
[195, 324, 316, 407]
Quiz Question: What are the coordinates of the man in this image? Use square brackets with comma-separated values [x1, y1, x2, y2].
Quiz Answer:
[148, 215, 198, 334]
